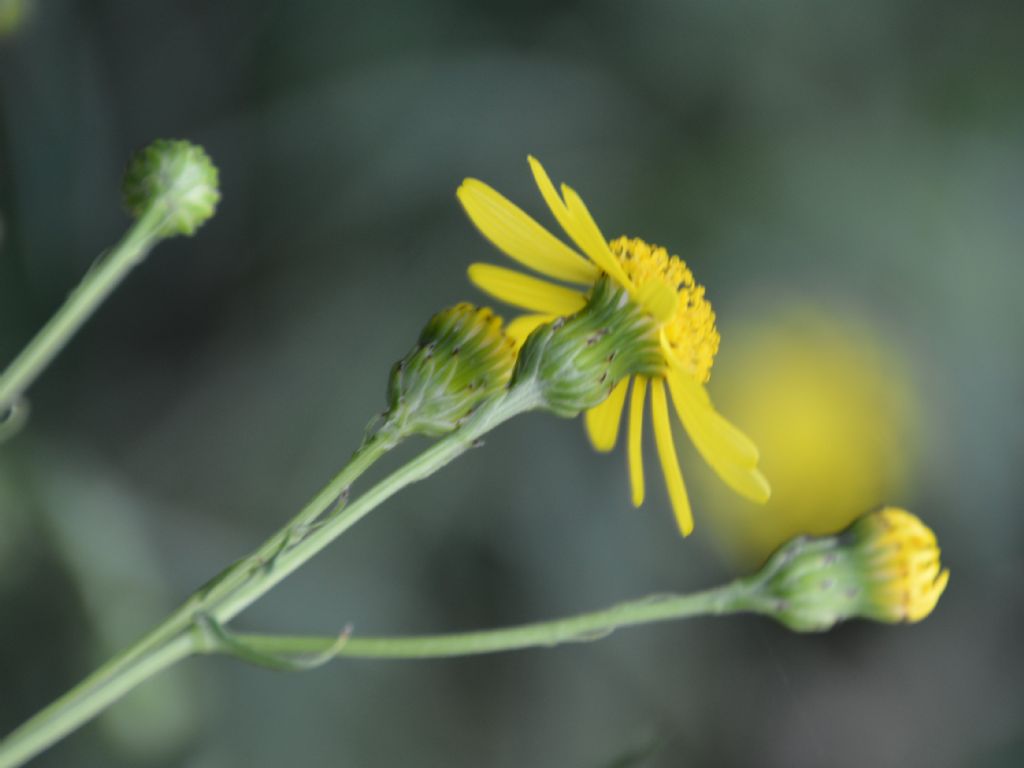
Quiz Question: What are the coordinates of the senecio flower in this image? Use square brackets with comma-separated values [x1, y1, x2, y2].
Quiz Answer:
[383, 303, 517, 439]
[750, 507, 950, 631]
[458, 157, 769, 535]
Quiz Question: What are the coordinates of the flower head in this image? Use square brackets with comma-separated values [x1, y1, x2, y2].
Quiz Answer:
[458, 157, 769, 535]
[122, 139, 220, 238]
[381, 303, 517, 440]
[748, 507, 950, 631]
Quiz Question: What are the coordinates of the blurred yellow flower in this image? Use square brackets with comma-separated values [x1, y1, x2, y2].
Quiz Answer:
[704, 308, 918, 564]
[457, 157, 769, 535]
[0, 0, 30, 37]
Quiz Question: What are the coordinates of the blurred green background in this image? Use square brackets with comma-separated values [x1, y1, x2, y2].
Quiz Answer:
[2, 1, 1022, 766]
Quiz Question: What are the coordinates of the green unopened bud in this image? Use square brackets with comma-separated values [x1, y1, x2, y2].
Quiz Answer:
[122, 139, 220, 238]
[744, 507, 949, 632]
[512, 276, 662, 417]
[381, 304, 516, 439]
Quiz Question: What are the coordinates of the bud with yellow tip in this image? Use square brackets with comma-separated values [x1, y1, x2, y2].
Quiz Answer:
[743, 507, 949, 632]
[380, 304, 517, 440]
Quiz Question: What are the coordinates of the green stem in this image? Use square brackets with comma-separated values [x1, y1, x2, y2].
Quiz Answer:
[208, 381, 542, 623]
[0, 634, 194, 768]
[226, 584, 755, 661]
[0, 205, 166, 417]
[0, 431, 393, 768]
[0, 382, 542, 768]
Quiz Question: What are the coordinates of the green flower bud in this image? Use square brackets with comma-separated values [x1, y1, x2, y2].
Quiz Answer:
[381, 304, 516, 439]
[744, 507, 949, 632]
[512, 276, 663, 417]
[122, 139, 220, 238]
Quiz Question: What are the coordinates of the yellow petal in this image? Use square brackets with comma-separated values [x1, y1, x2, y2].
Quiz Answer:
[528, 156, 580, 246]
[666, 372, 771, 503]
[468, 263, 587, 315]
[908, 568, 950, 622]
[585, 376, 629, 452]
[627, 376, 648, 507]
[661, 339, 758, 465]
[527, 156, 634, 291]
[559, 183, 635, 290]
[636, 281, 679, 323]
[457, 179, 599, 284]
[651, 378, 694, 536]
[505, 313, 554, 348]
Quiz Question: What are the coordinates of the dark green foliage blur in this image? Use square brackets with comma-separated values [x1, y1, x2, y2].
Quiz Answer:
[1, 2, 1022, 766]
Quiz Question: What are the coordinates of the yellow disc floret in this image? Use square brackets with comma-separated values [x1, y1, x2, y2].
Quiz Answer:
[609, 236, 720, 383]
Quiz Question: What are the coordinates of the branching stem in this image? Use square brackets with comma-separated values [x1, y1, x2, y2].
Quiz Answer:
[0, 380, 543, 768]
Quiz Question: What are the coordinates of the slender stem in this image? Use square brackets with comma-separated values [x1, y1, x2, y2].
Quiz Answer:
[0, 382, 542, 768]
[0, 431, 394, 768]
[0, 634, 194, 768]
[228, 584, 755, 661]
[208, 382, 542, 624]
[0, 206, 166, 415]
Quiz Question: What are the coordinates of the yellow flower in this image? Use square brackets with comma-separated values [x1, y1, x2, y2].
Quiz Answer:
[749, 507, 950, 631]
[457, 157, 769, 535]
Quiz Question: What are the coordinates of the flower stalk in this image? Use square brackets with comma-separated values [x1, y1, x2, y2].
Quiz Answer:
[0, 204, 165, 421]
[0, 140, 219, 437]
[205, 508, 950, 667]
[216, 587, 747, 661]
[0, 379, 544, 768]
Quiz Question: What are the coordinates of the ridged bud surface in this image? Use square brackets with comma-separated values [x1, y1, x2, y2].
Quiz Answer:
[512, 276, 663, 417]
[383, 304, 516, 438]
[122, 139, 220, 238]
[746, 507, 949, 631]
